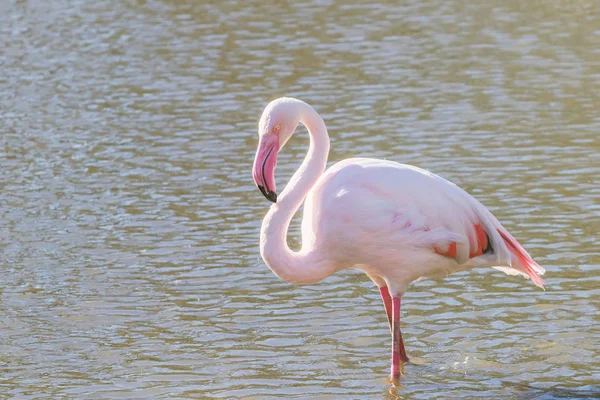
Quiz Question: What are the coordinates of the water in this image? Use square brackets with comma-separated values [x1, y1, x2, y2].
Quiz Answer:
[1, 0, 598, 398]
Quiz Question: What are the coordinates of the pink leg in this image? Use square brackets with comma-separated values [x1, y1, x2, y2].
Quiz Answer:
[391, 295, 409, 379]
[379, 286, 393, 331]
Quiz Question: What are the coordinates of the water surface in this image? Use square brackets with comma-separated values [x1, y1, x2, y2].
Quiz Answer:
[1, 0, 599, 398]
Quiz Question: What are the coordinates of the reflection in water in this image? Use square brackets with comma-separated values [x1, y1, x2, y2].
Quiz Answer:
[1, 0, 598, 398]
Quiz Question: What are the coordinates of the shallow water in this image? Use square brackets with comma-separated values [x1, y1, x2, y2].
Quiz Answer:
[1, 0, 599, 398]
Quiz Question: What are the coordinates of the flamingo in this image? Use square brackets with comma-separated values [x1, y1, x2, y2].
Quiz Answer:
[251, 97, 545, 380]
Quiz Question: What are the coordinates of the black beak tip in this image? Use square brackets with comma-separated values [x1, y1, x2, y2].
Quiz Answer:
[266, 191, 277, 203]
[258, 185, 278, 203]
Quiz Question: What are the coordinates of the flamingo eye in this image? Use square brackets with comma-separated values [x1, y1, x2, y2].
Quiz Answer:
[274, 125, 281, 132]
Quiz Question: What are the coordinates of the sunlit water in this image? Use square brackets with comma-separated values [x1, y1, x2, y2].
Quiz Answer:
[1, 0, 598, 398]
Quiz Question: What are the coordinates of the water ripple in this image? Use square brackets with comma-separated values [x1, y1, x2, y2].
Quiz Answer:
[1, 0, 598, 398]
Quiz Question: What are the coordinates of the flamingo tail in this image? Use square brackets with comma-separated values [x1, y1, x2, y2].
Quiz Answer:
[494, 229, 546, 289]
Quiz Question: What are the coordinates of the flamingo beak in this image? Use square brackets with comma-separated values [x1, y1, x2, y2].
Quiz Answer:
[252, 136, 279, 203]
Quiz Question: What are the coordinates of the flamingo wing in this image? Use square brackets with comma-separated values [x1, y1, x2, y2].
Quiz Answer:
[314, 158, 545, 288]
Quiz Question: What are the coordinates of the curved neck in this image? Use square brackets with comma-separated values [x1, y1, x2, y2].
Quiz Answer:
[260, 102, 335, 284]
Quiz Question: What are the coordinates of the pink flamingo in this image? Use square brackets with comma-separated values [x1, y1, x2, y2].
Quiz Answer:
[252, 97, 545, 380]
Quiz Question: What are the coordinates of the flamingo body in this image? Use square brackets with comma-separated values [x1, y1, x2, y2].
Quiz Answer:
[251, 97, 545, 380]
[302, 157, 543, 294]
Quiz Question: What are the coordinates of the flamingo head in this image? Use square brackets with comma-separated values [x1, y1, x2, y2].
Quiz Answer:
[252, 98, 300, 203]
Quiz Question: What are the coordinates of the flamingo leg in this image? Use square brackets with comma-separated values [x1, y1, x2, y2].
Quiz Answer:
[379, 286, 393, 331]
[391, 295, 409, 379]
